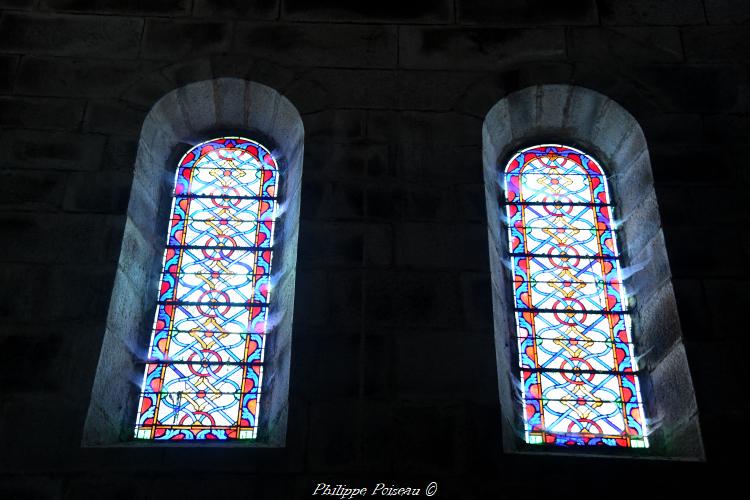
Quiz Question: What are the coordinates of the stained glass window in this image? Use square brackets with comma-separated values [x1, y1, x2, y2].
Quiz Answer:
[134, 137, 278, 440]
[504, 144, 648, 448]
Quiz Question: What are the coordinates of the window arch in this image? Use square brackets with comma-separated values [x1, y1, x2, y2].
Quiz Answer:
[483, 85, 704, 459]
[84, 80, 303, 446]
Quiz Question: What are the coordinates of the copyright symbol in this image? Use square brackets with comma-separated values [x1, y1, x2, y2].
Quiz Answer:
[425, 482, 438, 497]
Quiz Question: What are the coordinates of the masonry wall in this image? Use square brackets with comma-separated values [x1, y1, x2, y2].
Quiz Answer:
[0, 1, 747, 498]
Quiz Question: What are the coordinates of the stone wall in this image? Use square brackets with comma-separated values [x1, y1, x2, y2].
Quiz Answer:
[0, 1, 747, 497]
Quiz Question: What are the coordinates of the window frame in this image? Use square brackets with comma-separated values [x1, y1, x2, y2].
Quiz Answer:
[482, 85, 704, 460]
[83, 80, 303, 448]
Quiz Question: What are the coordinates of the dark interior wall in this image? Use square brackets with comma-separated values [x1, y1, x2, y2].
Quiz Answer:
[0, 0, 746, 498]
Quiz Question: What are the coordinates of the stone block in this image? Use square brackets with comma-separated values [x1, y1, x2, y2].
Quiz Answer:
[395, 71, 484, 111]
[400, 185, 446, 222]
[40, 0, 189, 15]
[298, 221, 363, 268]
[703, 279, 749, 339]
[124, 178, 162, 247]
[141, 19, 233, 60]
[0, 170, 66, 211]
[686, 339, 741, 413]
[671, 279, 710, 341]
[327, 270, 363, 325]
[364, 271, 462, 328]
[83, 100, 145, 136]
[358, 400, 396, 468]
[243, 80, 280, 134]
[364, 184, 405, 220]
[64, 477, 149, 500]
[627, 230, 672, 304]
[394, 221, 488, 270]
[193, 0, 278, 19]
[283, 0, 452, 23]
[285, 68, 399, 111]
[611, 149, 655, 220]
[363, 110, 399, 146]
[393, 403, 456, 474]
[505, 86, 539, 141]
[0, 55, 18, 93]
[453, 73, 517, 119]
[138, 102, 189, 163]
[3, 394, 79, 449]
[638, 112, 703, 144]
[0, 264, 50, 322]
[364, 223, 393, 268]
[0, 213, 124, 265]
[649, 143, 722, 184]
[0, 130, 105, 171]
[234, 23, 396, 69]
[0, 334, 64, 393]
[683, 26, 750, 61]
[705, 0, 750, 24]
[482, 98, 512, 164]
[303, 110, 366, 144]
[0, 13, 142, 58]
[119, 72, 174, 111]
[48, 264, 115, 321]
[619, 186, 661, 255]
[399, 27, 565, 71]
[569, 28, 683, 63]
[398, 143, 483, 185]
[399, 111, 481, 147]
[635, 282, 683, 370]
[175, 77, 217, 133]
[457, 183, 487, 222]
[293, 270, 328, 327]
[16, 57, 152, 98]
[633, 65, 746, 113]
[293, 333, 360, 399]
[598, 0, 705, 25]
[649, 342, 699, 430]
[210, 77, 245, 127]
[102, 137, 137, 172]
[395, 330, 494, 401]
[0, 0, 34, 8]
[593, 103, 645, 171]
[460, 271, 493, 330]
[561, 85, 611, 141]
[664, 225, 744, 278]
[0, 96, 85, 130]
[361, 334, 392, 398]
[104, 271, 150, 347]
[63, 171, 132, 213]
[659, 416, 705, 460]
[458, 0, 598, 25]
[306, 399, 359, 471]
[308, 182, 364, 220]
[685, 185, 747, 226]
[110, 225, 158, 301]
[85, 335, 140, 438]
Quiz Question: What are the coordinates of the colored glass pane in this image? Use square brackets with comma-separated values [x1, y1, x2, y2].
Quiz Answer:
[134, 137, 278, 440]
[504, 144, 648, 448]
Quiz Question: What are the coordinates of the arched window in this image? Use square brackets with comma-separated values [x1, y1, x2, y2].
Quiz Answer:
[84, 80, 303, 447]
[483, 85, 703, 459]
[134, 137, 279, 440]
[505, 144, 646, 448]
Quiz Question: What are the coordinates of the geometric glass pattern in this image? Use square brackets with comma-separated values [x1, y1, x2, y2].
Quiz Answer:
[134, 137, 278, 440]
[504, 144, 648, 448]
